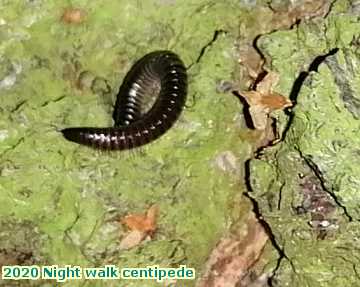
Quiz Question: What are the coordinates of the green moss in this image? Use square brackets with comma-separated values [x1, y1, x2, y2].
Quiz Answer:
[250, 1, 360, 286]
[3, 0, 358, 286]
[0, 1, 260, 286]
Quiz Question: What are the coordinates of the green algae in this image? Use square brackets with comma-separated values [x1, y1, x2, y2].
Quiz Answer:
[250, 1, 360, 286]
[0, 1, 257, 286]
[2, 0, 359, 286]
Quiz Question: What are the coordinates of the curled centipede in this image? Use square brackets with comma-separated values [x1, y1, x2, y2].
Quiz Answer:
[61, 51, 188, 150]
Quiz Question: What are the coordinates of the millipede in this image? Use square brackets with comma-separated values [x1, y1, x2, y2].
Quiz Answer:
[61, 50, 188, 150]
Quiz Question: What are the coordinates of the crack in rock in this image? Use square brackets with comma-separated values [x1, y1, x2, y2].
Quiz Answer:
[295, 146, 353, 222]
[324, 0, 338, 18]
[281, 48, 339, 141]
[241, 12, 341, 285]
[243, 159, 295, 285]
[0, 136, 25, 159]
[237, 2, 344, 284]
[187, 29, 227, 70]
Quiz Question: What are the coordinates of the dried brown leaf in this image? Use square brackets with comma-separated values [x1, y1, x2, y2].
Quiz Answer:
[239, 72, 292, 130]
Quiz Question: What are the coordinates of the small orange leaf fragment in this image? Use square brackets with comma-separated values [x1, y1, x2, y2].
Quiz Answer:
[61, 8, 87, 24]
[121, 205, 159, 235]
[119, 205, 159, 250]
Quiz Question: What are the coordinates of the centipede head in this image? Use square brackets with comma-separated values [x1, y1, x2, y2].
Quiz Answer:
[61, 128, 83, 144]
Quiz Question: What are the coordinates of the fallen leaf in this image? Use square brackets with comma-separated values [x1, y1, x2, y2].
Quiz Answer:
[61, 8, 87, 24]
[119, 230, 148, 250]
[121, 205, 159, 235]
[119, 205, 159, 250]
[238, 72, 292, 130]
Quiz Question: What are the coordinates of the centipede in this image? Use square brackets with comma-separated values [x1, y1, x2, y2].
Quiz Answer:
[61, 51, 188, 150]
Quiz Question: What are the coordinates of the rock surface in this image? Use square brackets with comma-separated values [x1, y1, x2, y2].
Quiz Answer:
[0, 0, 359, 286]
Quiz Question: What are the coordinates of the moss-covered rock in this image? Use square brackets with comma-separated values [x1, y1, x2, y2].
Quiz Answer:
[250, 1, 360, 286]
[0, 1, 252, 286]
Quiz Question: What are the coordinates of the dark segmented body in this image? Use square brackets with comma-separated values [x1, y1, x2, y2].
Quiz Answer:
[112, 52, 163, 126]
[61, 51, 187, 150]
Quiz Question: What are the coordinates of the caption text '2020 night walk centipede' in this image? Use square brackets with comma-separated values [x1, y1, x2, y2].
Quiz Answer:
[61, 51, 188, 150]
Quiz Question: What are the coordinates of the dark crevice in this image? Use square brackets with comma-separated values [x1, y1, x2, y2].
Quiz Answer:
[288, 71, 308, 104]
[249, 0, 337, 92]
[243, 191, 295, 286]
[251, 27, 300, 91]
[353, 263, 360, 279]
[41, 95, 66, 107]
[295, 147, 353, 222]
[270, 116, 278, 141]
[243, 192, 287, 258]
[251, 19, 302, 91]
[281, 47, 339, 141]
[63, 203, 83, 250]
[252, 34, 266, 63]
[63, 212, 81, 243]
[11, 100, 27, 113]
[0, 136, 25, 158]
[244, 158, 294, 285]
[265, 0, 276, 13]
[323, 0, 338, 19]
[232, 90, 255, 129]
[277, 182, 285, 210]
[251, 35, 267, 91]
[268, 254, 296, 287]
[244, 159, 253, 192]
[241, 29, 339, 287]
[252, 69, 268, 91]
[308, 48, 339, 71]
[239, 3, 339, 283]
[187, 29, 227, 70]
[290, 18, 302, 30]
